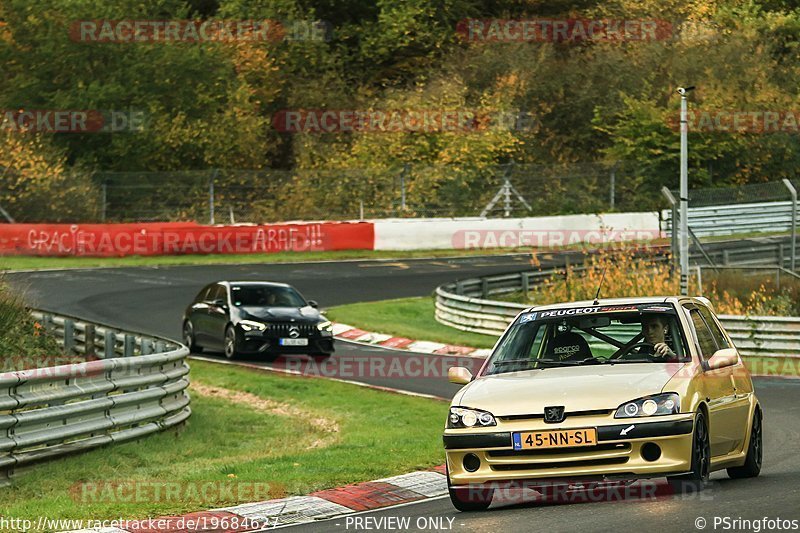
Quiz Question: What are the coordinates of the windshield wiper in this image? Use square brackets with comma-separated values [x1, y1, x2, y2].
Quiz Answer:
[491, 358, 536, 367]
[536, 357, 602, 366]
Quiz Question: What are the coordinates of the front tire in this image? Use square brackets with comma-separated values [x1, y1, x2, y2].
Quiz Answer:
[447, 467, 492, 511]
[224, 326, 240, 359]
[727, 409, 762, 479]
[183, 321, 202, 353]
[668, 411, 710, 492]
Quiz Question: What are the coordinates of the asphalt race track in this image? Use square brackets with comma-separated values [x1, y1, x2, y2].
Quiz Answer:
[5, 245, 800, 532]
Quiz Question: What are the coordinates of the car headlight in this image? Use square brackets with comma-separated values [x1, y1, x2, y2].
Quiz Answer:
[614, 393, 680, 418]
[447, 407, 496, 429]
[317, 320, 332, 331]
[239, 320, 267, 332]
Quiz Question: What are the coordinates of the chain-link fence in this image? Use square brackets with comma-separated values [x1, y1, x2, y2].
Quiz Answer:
[92, 161, 656, 224]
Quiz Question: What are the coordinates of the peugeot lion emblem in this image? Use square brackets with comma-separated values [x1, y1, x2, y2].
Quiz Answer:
[544, 406, 566, 423]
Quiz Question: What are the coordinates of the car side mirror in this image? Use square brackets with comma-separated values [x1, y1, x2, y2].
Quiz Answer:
[212, 299, 228, 309]
[448, 367, 473, 385]
[307, 300, 318, 309]
[705, 347, 738, 370]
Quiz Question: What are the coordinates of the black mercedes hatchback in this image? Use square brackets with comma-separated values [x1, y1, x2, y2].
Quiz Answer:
[182, 281, 334, 360]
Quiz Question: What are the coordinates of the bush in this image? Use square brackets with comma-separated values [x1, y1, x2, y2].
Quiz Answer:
[0, 280, 64, 371]
[519, 245, 799, 317]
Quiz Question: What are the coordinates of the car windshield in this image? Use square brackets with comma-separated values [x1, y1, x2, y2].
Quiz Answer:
[230, 285, 307, 308]
[485, 305, 691, 376]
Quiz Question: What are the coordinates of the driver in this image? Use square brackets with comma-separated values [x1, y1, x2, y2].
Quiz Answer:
[641, 314, 676, 359]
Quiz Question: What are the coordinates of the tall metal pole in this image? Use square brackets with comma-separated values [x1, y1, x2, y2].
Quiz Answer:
[782, 178, 797, 271]
[678, 87, 694, 295]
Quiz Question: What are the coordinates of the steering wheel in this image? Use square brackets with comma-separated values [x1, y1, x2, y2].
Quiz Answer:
[615, 342, 661, 361]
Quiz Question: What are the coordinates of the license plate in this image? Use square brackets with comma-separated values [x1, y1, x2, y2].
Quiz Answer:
[513, 428, 597, 450]
[279, 338, 309, 346]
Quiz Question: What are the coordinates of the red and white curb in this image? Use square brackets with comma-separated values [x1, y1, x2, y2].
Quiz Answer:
[332, 323, 492, 358]
[64, 467, 448, 532]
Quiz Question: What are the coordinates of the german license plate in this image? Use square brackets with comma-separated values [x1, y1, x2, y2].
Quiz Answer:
[513, 428, 597, 450]
[279, 338, 308, 346]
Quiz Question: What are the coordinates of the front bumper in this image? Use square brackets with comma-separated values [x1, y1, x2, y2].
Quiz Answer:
[240, 330, 335, 354]
[444, 414, 695, 485]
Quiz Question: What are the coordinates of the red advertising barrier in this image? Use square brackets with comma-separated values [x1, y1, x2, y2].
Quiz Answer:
[0, 222, 375, 257]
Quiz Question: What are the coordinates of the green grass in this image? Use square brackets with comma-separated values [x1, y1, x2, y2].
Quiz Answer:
[0, 359, 447, 522]
[0, 248, 536, 271]
[327, 296, 498, 349]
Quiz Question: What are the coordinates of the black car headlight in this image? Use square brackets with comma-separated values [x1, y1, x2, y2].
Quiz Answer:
[448, 407, 496, 429]
[239, 320, 267, 332]
[614, 393, 680, 418]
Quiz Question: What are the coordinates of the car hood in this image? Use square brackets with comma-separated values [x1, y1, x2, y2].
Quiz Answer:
[240, 306, 321, 322]
[455, 363, 686, 415]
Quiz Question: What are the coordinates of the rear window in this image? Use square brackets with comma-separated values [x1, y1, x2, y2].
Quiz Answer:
[230, 285, 306, 307]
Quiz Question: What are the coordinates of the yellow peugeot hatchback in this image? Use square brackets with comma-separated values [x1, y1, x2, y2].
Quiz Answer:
[444, 297, 762, 511]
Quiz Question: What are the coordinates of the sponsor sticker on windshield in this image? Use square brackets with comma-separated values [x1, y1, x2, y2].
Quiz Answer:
[518, 312, 537, 323]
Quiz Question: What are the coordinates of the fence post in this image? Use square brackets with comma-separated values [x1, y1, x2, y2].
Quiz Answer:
[209, 169, 218, 225]
[481, 278, 489, 299]
[101, 181, 107, 222]
[521, 272, 530, 296]
[609, 168, 615, 210]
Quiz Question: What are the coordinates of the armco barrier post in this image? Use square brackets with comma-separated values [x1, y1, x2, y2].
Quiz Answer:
[104, 330, 116, 358]
[123, 334, 135, 357]
[64, 319, 75, 354]
[84, 324, 96, 357]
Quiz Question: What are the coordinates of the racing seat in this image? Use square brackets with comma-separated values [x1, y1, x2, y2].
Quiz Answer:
[545, 331, 593, 361]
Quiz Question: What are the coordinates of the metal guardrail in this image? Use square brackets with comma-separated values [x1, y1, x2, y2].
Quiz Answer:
[0, 311, 191, 484]
[435, 253, 800, 359]
[662, 200, 797, 237]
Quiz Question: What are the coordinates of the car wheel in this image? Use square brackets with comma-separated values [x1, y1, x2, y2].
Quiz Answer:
[727, 409, 762, 479]
[183, 321, 202, 353]
[447, 465, 492, 511]
[668, 411, 710, 492]
[224, 326, 239, 359]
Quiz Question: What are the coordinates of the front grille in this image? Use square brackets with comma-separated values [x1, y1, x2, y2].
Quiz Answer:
[487, 443, 630, 458]
[491, 457, 629, 471]
[265, 322, 317, 336]
[497, 409, 614, 422]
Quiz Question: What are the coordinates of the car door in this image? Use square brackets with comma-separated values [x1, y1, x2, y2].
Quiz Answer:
[683, 303, 739, 456]
[206, 283, 231, 348]
[698, 304, 752, 453]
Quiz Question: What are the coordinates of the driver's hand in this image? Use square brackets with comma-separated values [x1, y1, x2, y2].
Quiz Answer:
[653, 342, 675, 358]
